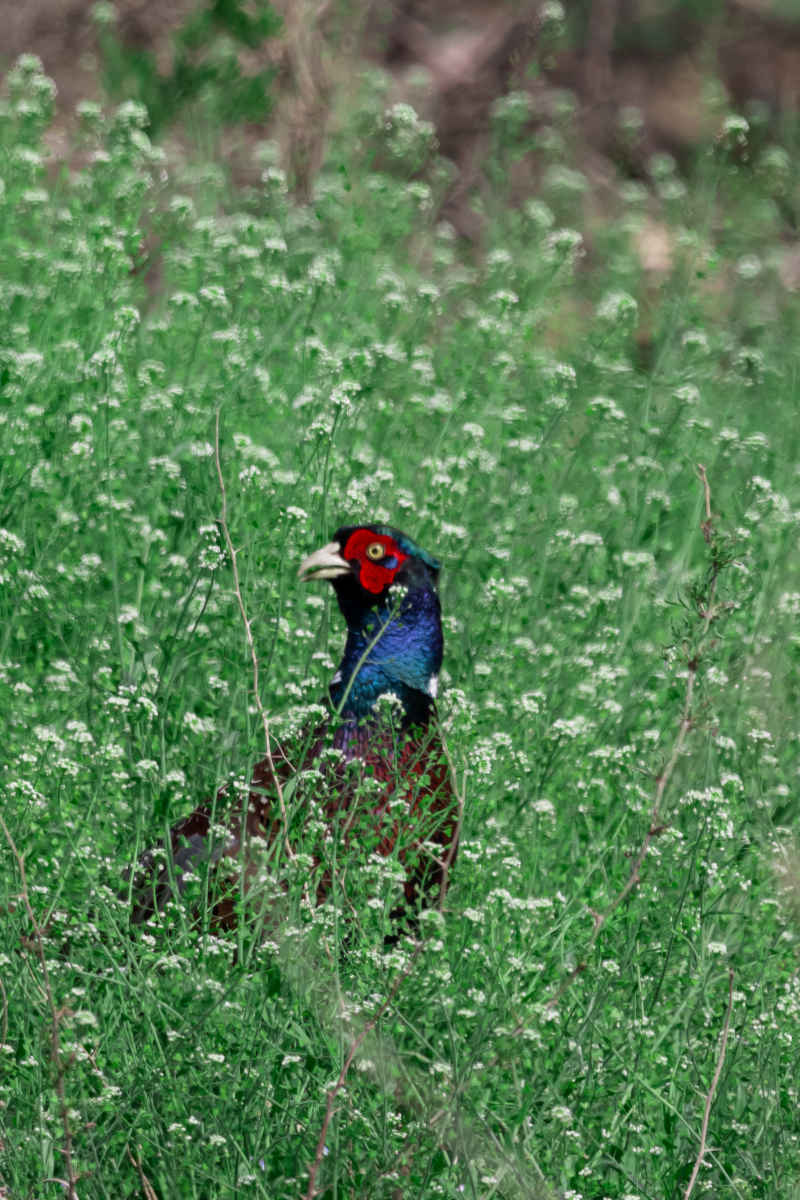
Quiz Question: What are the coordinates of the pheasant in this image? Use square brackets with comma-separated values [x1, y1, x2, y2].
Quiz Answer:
[129, 524, 459, 932]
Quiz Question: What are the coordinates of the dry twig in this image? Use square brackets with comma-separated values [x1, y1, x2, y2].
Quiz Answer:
[214, 408, 295, 863]
[683, 969, 735, 1200]
[0, 814, 80, 1199]
[438, 764, 466, 913]
[546, 463, 725, 1007]
[304, 947, 421, 1199]
[0, 973, 7, 1045]
[127, 1146, 158, 1200]
[411, 466, 732, 1189]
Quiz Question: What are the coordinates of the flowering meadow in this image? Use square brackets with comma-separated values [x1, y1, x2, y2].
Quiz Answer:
[2, 53, 800, 1199]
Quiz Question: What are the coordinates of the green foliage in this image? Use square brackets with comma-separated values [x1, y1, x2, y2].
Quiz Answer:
[2, 54, 800, 1199]
[92, 0, 280, 135]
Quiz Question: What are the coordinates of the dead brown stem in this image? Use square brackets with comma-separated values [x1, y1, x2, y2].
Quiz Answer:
[435, 730, 467, 914]
[127, 1146, 158, 1200]
[0, 814, 80, 1199]
[697, 461, 714, 556]
[683, 969, 735, 1200]
[304, 947, 420, 1199]
[214, 408, 295, 864]
[0, 973, 7, 1045]
[546, 463, 724, 1007]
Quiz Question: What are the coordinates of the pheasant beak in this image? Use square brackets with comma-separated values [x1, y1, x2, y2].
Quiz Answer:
[298, 541, 351, 582]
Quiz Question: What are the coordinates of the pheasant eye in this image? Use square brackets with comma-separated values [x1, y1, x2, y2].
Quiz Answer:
[365, 541, 385, 561]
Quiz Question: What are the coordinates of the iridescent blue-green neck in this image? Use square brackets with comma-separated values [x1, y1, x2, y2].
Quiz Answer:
[329, 569, 443, 732]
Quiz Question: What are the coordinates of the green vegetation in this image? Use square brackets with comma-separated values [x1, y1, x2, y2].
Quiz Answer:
[2, 48, 800, 1200]
[93, 0, 280, 135]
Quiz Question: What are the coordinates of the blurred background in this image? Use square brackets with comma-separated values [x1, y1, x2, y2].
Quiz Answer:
[4, 0, 800, 247]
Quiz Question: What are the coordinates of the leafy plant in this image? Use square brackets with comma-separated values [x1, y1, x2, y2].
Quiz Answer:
[92, 0, 281, 135]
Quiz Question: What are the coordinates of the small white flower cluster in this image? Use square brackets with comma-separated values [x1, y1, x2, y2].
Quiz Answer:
[543, 228, 585, 267]
[381, 102, 437, 166]
[596, 290, 638, 326]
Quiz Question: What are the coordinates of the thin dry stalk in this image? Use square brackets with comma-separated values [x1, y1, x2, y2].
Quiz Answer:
[698, 461, 713, 528]
[127, 1146, 158, 1200]
[0, 814, 80, 1200]
[546, 463, 724, 1007]
[304, 946, 421, 1200]
[214, 408, 295, 863]
[683, 969, 735, 1200]
[436, 748, 467, 913]
[414, 466, 730, 1184]
[0, 973, 7, 1045]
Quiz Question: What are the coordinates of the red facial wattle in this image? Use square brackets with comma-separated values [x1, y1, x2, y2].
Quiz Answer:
[342, 529, 408, 594]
